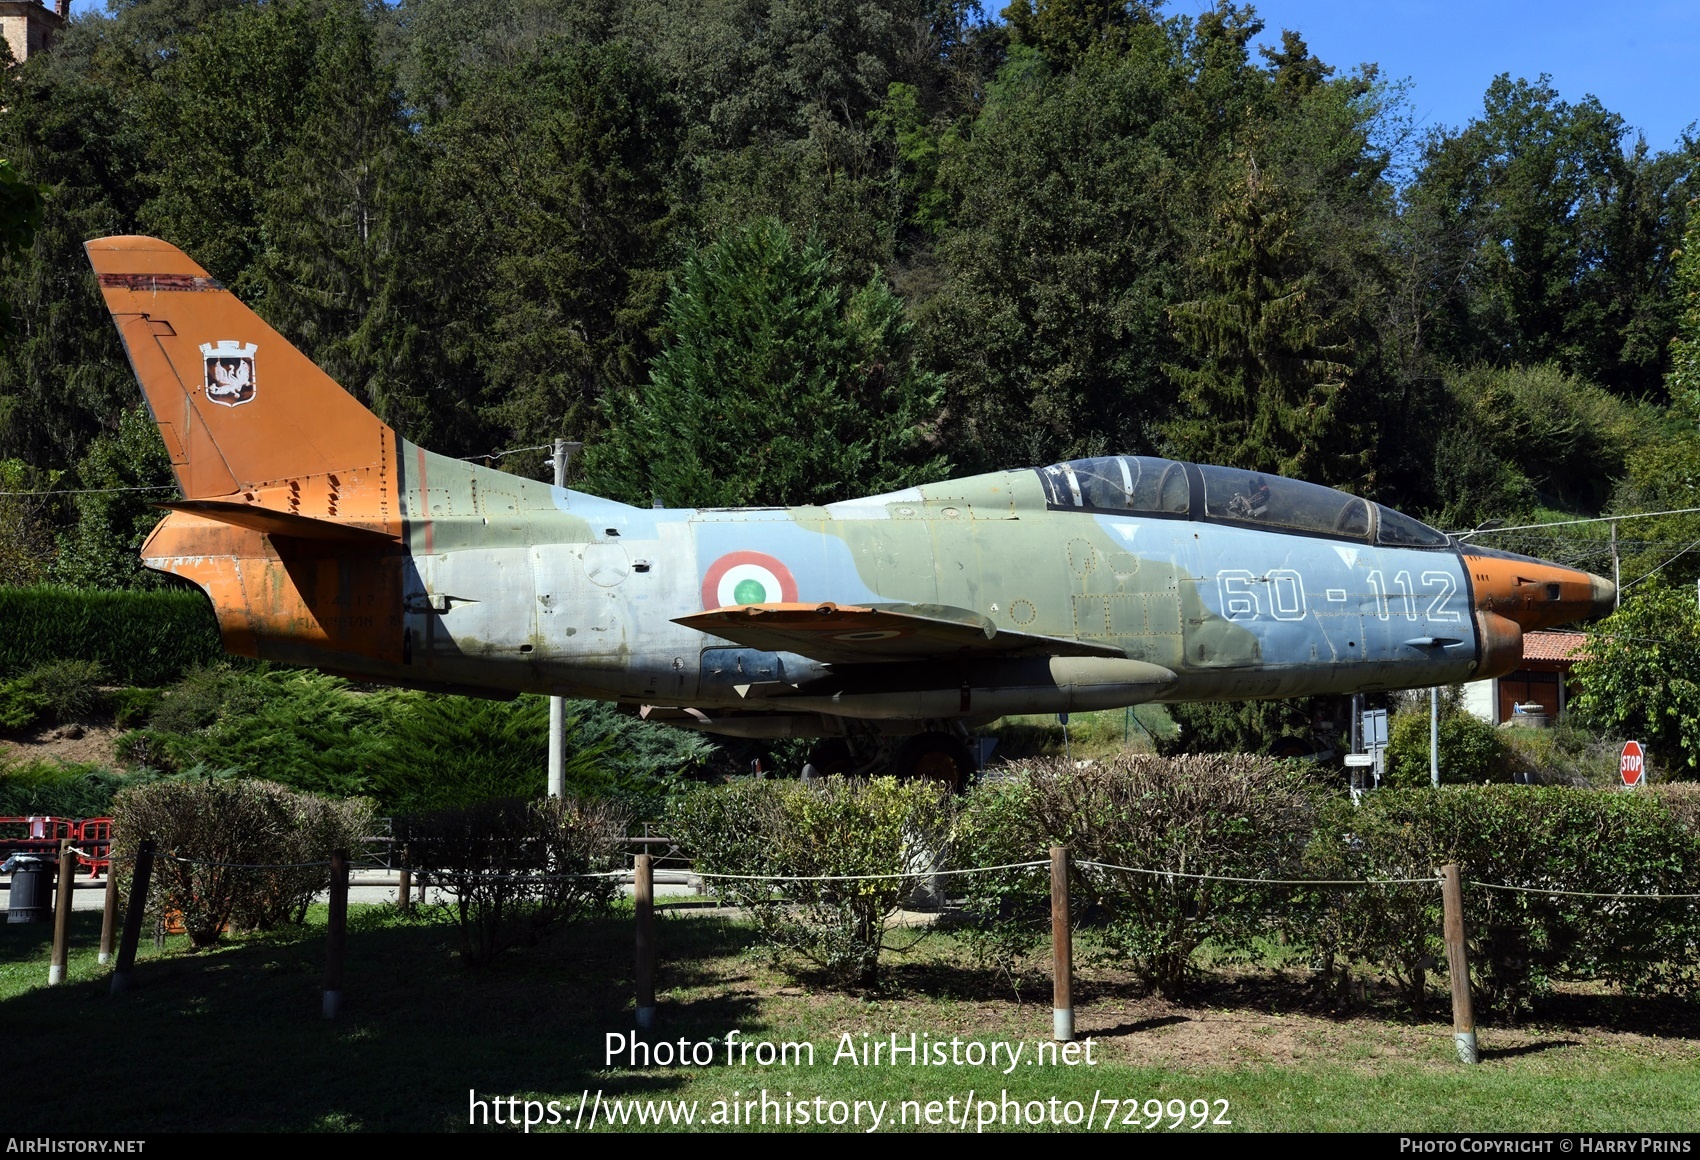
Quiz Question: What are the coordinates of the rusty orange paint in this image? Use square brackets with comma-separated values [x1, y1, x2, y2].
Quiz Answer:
[87, 236, 400, 533]
[91, 236, 408, 673]
[1461, 553, 1611, 634]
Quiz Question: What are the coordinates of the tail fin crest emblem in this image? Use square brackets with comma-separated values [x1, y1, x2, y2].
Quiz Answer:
[200, 340, 258, 407]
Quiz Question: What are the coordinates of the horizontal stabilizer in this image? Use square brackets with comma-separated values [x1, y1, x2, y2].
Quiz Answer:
[675, 602, 1127, 665]
[157, 500, 399, 544]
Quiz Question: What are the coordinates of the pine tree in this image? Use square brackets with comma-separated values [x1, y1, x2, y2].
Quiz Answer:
[582, 218, 947, 507]
[1163, 149, 1357, 483]
[1669, 201, 1700, 404]
[254, 0, 435, 442]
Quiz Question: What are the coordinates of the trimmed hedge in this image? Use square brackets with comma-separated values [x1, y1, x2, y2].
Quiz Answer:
[111, 777, 375, 947]
[0, 586, 224, 685]
[673, 760, 1700, 1010]
[667, 776, 955, 989]
[1310, 785, 1700, 1013]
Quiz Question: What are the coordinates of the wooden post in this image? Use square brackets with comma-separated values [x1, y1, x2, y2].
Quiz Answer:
[49, 839, 75, 985]
[98, 862, 119, 965]
[1439, 863, 1478, 1064]
[323, 849, 349, 1019]
[1051, 845, 1074, 1042]
[397, 844, 412, 913]
[634, 853, 656, 1029]
[110, 838, 154, 994]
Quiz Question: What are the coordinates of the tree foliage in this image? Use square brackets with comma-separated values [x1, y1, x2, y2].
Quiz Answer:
[1573, 581, 1700, 776]
[0, 0, 1692, 582]
[582, 218, 946, 506]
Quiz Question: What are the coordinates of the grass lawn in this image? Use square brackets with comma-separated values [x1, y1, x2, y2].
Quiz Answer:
[3, 903, 1697, 1133]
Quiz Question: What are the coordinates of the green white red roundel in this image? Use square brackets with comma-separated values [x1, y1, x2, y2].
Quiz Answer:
[701, 551, 799, 609]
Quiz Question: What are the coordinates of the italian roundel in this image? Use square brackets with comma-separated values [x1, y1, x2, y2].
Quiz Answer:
[701, 551, 799, 609]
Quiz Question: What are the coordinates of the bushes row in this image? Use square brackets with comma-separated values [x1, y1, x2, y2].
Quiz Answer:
[668, 777, 952, 988]
[668, 759, 1700, 1012]
[111, 777, 374, 947]
[105, 776, 627, 962]
[396, 797, 628, 963]
[0, 586, 224, 685]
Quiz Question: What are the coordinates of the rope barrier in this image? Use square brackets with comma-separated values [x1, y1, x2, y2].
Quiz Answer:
[164, 854, 331, 870]
[1469, 880, 1700, 901]
[692, 860, 1051, 884]
[1075, 859, 1441, 887]
[42, 845, 1700, 898]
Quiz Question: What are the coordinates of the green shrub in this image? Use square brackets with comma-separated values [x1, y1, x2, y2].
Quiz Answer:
[1158, 697, 1317, 755]
[667, 777, 954, 989]
[0, 678, 50, 734]
[119, 667, 389, 798]
[0, 759, 130, 816]
[25, 659, 108, 721]
[111, 687, 163, 729]
[123, 665, 707, 813]
[1498, 719, 1623, 786]
[396, 796, 626, 963]
[0, 586, 224, 685]
[959, 755, 1322, 997]
[1383, 705, 1511, 786]
[1308, 786, 1700, 1017]
[111, 777, 375, 948]
[0, 659, 110, 736]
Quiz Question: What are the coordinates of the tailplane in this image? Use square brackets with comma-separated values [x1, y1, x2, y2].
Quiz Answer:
[86, 236, 400, 535]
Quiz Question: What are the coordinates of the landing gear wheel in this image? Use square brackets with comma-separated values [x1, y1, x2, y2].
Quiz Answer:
[893, 732, 974, 793]
[804, 738, 854, 779]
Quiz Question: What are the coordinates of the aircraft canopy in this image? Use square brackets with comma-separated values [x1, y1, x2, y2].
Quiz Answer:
[1035, 456, 1449, 548]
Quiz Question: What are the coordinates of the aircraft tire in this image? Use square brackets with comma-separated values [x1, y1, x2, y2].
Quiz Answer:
[893, 732, 974, 793]
[806, 738, 854, 777]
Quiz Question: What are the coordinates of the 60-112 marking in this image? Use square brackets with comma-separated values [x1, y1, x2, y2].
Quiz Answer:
[1217, 569, 1460, 623]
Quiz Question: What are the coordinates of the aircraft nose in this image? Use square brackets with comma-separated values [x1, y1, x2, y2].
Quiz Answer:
[1461, 551, 1614, 632]
[1590, 572, 1617, 619]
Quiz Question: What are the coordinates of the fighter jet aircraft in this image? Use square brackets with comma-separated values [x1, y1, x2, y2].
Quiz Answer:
[88, 236, 1616, 787]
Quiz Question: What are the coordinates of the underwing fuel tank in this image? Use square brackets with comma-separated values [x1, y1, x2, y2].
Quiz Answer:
[777, 657, 1179, 720]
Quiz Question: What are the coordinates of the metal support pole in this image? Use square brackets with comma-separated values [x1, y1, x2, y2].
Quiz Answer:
[111, 838, 154, 994]
[323, 849, 348, 1019]
[1439, 864, 1478, 1064]
[1430, 687, 1441, 789]
[49, 839, 75, 985]
[1050, 845, 1074, 1042]
[98, 863, 119, 965]
[634, 853, 656, 1030]
[397, 844, 412, 913]
[1611, 520, 1620, 610]
[548, 438, 568, 799]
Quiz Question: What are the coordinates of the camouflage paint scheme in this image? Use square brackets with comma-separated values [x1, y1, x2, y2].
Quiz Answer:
[89, 235, 1614, 749]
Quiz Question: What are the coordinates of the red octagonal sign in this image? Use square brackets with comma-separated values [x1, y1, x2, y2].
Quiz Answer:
[1620, 740, 1645, 788]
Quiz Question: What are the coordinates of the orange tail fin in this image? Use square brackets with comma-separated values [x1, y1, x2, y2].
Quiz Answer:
[86, 236, 400, 534]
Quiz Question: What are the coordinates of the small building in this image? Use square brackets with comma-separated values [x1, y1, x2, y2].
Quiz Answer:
[1460, 630, 1587, 725]
[1, 0, 66, 64]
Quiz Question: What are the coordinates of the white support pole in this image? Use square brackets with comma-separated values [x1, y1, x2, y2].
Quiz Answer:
[1430, 686, 1441, 789]
[1611, 520, 1620, 610]
[548, 438, 568, 800]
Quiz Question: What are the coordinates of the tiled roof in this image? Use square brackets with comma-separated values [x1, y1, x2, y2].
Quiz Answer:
[1521, 630, 1587, 663]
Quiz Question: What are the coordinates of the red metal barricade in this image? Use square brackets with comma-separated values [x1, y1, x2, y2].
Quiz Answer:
[0, 816, 75, 861]
[75, 818, 112, 877]
[1, 816, 113, 875]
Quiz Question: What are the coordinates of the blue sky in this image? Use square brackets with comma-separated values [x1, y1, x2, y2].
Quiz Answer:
[1194, 1, 1699, 152]
[61, 0, 1700, 152]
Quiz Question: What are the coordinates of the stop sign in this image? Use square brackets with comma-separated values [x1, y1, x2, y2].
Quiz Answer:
[1620, 740, 1646, 788]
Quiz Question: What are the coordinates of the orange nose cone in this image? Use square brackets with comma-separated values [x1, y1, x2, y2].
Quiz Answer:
[1462, 552, 1615, 632]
